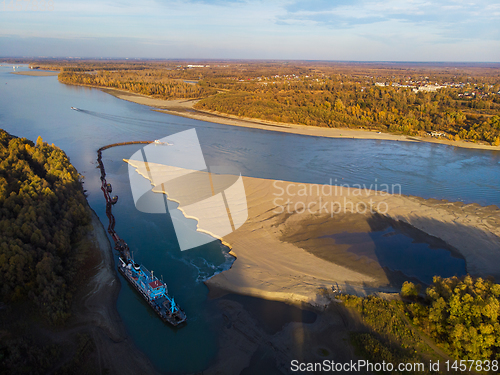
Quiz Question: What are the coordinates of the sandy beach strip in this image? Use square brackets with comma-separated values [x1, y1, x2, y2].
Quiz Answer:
[125, 160, 500, 307]
[11, 70, 59, 76]
[87, 85, 500, 152]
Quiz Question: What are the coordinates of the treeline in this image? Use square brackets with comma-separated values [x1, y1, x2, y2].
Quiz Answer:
[405, 276, 500, 361]
[195, 79, 500, 145]
[342, 275, 500, 369]
[61, 65, 148, 72]
[58, 70, 218, 99]
[0, 129, 90, 322]
[341, 295, 433, 374]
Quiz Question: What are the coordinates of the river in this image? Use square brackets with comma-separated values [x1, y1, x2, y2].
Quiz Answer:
[1, 65, 499, 373]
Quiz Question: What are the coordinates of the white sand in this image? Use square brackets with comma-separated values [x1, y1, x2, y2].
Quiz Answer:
[125, 159, 500, 306]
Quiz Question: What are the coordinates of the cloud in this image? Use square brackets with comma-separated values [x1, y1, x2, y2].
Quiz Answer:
[0, 0, 498, 61]
[279, 0, 500, 38]
[284, 0, 361, 13]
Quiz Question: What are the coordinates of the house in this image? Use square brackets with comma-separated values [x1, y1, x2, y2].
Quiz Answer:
[431, 131, 446, 137]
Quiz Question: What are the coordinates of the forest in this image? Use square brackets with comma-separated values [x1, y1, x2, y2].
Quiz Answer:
[342, 275, 500, 373]
[195, 79, 500, 145]
[58, 69, 218, 99]
[0, 129, 90, 322]
[405, 276, 500, 361]
[51, 60, 500, 145]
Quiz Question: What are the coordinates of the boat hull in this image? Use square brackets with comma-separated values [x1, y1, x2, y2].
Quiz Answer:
[118, 262, 187, 327]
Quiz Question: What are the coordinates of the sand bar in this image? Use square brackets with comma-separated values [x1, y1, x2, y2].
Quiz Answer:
[11, 70, 59, 76]
[125, 159, 500, 306]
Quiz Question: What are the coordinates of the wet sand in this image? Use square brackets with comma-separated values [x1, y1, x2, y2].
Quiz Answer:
[125, 160, 500, 308]
[278, 211, 464, 287]
[203, 292, 363, 375]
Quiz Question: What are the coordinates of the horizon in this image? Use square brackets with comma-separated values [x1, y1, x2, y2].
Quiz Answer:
[1, 0, 499, 62]
[1, 5, 500, 373]
[3, 58, 500, 66]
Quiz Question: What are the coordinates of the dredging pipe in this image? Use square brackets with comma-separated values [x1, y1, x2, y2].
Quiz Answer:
[96, 141, 153, 253]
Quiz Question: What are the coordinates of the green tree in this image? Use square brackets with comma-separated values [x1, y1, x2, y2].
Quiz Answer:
[401, 281, 421, 299]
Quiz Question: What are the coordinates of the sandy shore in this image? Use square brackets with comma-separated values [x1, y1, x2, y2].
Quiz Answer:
[93, 85, 500, 152]
[73, 209, 159, 374]
[11, 70, 59, 76]
[203, 293, 363, 375]
[87, 201, 361, 375]
[125, 160, 500, 308]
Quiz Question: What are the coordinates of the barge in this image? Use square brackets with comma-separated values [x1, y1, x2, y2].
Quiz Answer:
[118, 254, 187, 326]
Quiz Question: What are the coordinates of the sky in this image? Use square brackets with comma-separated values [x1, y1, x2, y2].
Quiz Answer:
[1, 0, 499, 61]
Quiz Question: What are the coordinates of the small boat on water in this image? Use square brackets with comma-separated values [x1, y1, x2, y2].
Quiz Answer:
[71, 107, 78, 110]
[154, 139, 173, 146]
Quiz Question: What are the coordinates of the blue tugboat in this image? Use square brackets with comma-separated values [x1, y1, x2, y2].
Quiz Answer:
[118, 255, 187, 326]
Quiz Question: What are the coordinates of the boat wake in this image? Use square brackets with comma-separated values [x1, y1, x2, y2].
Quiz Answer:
[179, 243, 235, 283]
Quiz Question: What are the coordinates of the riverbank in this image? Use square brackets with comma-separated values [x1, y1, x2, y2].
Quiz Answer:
[64, 209, 159, 374]
[0, 208, 159, 374]
[93, 85, 500, 152]
[11, 70, 59, 76]
[125, 160, 500, 307]
[203, 292, 363, 375]
[87, 192, 354, 375]
[77, 209, 160, 374]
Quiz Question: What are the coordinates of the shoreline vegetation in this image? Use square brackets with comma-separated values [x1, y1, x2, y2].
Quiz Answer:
[51, 60, 500, 151]
[340, 275, 500, 371]
[0, 131, 90, 321]
[109, 86, 485, 148]
[0, 129, 158, 374]
[0, 208, 160, 374]
[71, 82, 500, 152]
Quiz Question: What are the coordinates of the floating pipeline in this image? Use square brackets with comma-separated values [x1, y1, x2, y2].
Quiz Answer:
[96, 141, 151, 252]
[96, 141, 187, 326]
